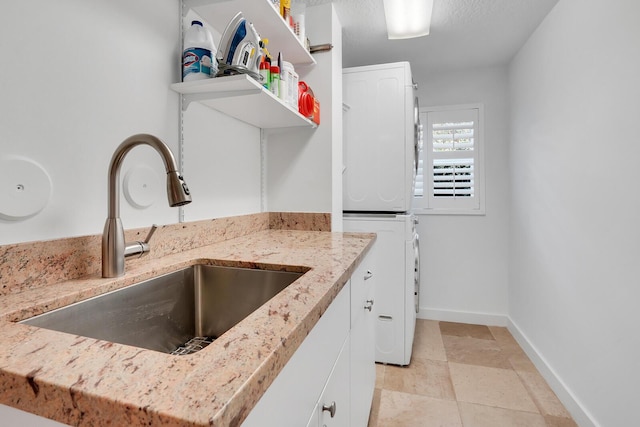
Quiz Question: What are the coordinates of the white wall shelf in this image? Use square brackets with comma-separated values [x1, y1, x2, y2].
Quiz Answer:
[171, 74, 316, 129]
[177, 0, 316, 129]
[183, 0, 315, 66]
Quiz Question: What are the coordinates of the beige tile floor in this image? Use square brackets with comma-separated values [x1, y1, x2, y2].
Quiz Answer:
[367, 320, 578, 427]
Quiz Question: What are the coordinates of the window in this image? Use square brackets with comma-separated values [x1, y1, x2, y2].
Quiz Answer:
[414, 104, 485, 214]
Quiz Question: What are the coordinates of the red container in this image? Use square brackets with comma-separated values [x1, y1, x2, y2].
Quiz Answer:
[312, 98, 320, 125]
[298, 81, 315, 118]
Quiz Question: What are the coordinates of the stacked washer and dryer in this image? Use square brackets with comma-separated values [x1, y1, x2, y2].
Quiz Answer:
[342, 62, 421, 366]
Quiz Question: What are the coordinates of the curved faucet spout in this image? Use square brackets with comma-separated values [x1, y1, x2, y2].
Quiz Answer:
[102, 134, 192, 278]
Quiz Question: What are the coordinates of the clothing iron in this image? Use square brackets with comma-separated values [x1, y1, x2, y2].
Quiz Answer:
[217, 12, 264, 79]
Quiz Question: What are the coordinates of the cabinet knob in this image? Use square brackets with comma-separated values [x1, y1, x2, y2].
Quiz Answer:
[364, 299, 374, 311]
[364, 270, 373, 280]
[322, 401, 336, 418]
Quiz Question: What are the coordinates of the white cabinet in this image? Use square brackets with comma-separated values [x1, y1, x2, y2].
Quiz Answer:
[350, 255, 376, 427]
[243, 251, 376, 427]
[305, 406, 320, 427]
[173, 0, 316, 129]
[0, 404, 67, 426]
[242, 281, 351, 427]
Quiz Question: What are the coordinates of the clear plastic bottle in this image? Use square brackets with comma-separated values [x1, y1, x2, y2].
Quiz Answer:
[182, 20, 218, 82]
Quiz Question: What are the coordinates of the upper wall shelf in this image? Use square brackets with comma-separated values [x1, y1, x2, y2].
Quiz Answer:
[177, 0, 316, 129]
[170, 74, 316, 129]
[183, 0, 315, 66]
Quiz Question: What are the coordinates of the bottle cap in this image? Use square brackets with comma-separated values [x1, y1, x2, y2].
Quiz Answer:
[260, 61, 270, 70]
[270, 66, 280, 74]
[191, 20, 203, 26]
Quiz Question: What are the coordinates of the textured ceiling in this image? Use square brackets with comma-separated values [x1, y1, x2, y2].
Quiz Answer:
[300, 0, 559, 76]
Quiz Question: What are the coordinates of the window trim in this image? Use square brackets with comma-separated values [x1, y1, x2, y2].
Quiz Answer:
[413, 103, 486, 215]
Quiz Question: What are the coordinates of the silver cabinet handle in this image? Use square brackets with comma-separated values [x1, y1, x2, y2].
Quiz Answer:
[322, 401, 336, 418]
[364, 270, 373, 280]
[364, 299, 374, 311]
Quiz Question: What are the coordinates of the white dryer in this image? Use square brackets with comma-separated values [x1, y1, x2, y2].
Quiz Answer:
[342, 62, 419, 213]
[343, 213, 419, 366]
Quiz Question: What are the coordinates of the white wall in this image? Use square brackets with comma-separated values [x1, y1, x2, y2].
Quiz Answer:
[0, 1, 266, 245]
[179, 10, 262, 222]
[265, 3, 342, 229]
[0, 0, 183, 245]
[508, 0, 640, 425]
[416, 66, 510, 324]
[181, 104, 262, 221]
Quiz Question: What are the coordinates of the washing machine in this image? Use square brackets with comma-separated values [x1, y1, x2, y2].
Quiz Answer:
[343, 213, 420, 366]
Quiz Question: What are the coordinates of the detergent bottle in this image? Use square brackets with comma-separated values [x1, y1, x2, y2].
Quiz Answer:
[182, 21, 218, 81]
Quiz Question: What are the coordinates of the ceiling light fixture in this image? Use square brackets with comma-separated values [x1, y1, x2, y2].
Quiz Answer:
[383, 0, 434, 40]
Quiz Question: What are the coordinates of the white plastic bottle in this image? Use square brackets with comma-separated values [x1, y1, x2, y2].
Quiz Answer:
[182, 20, 218, 82]
[281, 61, 298, 109]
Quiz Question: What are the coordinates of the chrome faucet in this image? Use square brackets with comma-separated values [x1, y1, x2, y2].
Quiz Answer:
[102, 134, 192, 278]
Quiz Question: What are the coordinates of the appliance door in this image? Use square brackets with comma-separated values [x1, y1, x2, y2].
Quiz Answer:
[343, 213, 416, 365]
[403, 216, 418, 363]
[413, 93, 422, 184]
[410, 216, 420, 315]
[414, 231, 420, 314]
[343, 63, 416, 212]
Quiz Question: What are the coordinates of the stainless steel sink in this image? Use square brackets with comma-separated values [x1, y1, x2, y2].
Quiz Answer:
[21, 264, 303, 355]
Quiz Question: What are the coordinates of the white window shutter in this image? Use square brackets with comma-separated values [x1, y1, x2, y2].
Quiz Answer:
[415, 157, 424, 197]
[433, 158, 474, 197]
[414, 105, 484, 214]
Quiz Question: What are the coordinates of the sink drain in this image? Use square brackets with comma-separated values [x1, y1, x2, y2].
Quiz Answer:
[170, 336, 216, 355]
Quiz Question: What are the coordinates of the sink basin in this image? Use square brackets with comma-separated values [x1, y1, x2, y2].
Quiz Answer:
[21, 264, 304, 355]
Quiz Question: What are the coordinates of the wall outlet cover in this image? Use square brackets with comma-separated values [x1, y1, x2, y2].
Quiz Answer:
[0, 156, 52, 221]
[123, 165, 160, 209]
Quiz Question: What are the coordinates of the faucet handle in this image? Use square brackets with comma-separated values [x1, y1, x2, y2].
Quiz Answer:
[124, 224, 158, 259]
[138, 224, 158, 257]
[144, 224, 158, 244]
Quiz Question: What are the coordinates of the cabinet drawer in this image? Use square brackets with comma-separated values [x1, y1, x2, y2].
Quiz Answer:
[316, 335, 351, 427]
[351, 256, 375, 326]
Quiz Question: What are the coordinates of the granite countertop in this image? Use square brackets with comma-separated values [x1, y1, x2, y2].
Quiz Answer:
[0, 229, 374, 426]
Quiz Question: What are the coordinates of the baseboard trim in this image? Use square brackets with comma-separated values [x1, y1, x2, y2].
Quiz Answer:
[418, 307, 508, 326]
[507, 318, 598, 427]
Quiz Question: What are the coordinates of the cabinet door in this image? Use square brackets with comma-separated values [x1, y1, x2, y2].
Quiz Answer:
[242, 283, 350, 427]
[350, 254, 376, 427]
[0, 404, 66, 426]
[305, 404, 319, 427]
[318, 336, 350, 427]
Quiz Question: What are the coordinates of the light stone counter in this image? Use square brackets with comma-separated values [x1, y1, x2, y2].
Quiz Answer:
[0, 214, 375, 426]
